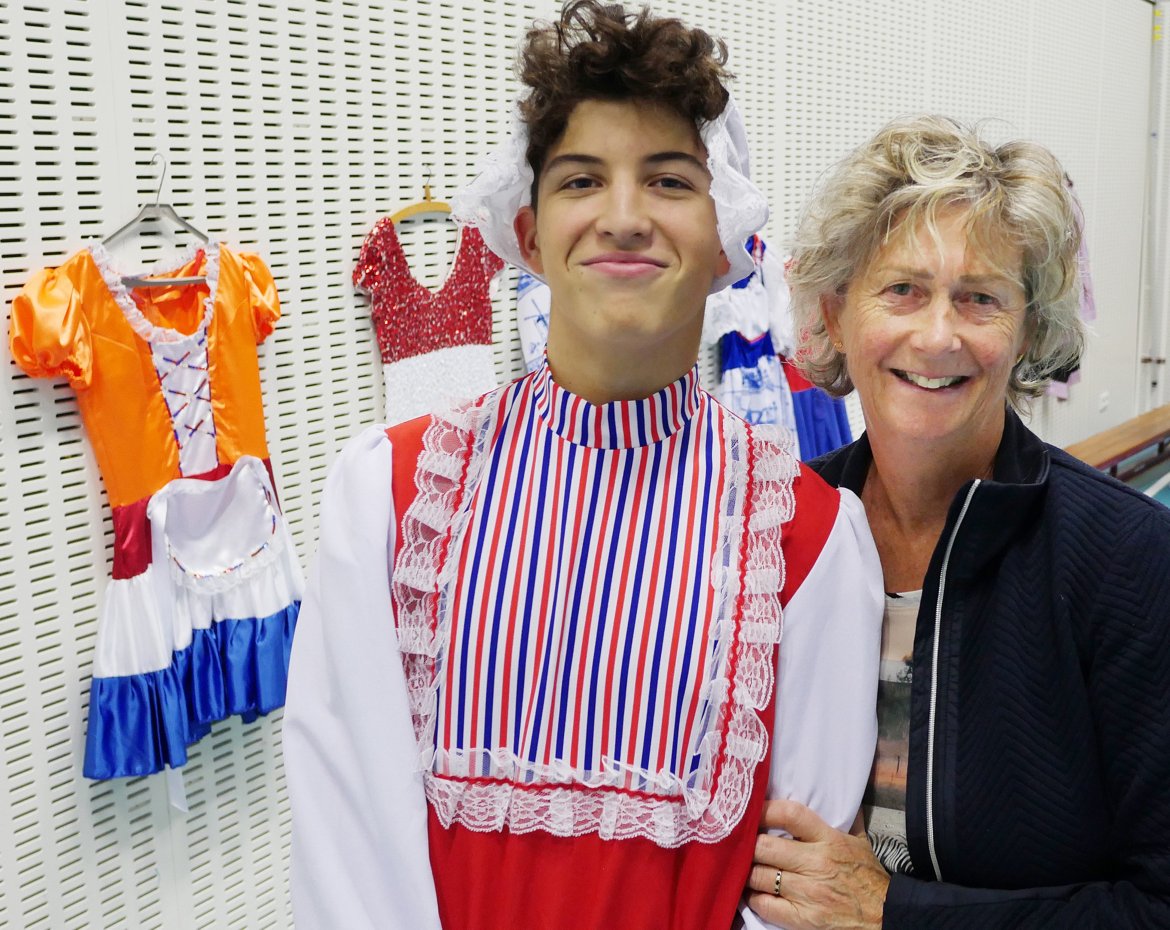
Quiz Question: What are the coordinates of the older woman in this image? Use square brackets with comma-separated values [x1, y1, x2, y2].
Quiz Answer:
[745, 115, 1170, 928]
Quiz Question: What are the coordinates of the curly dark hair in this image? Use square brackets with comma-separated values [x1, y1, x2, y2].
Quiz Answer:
[519, 1, 731, 205]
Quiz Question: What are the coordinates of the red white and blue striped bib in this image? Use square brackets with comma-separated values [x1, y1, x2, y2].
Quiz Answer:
[392, 362, 797, 847]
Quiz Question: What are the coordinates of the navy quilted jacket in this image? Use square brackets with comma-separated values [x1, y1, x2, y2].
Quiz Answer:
[812, 409, 1170, 928]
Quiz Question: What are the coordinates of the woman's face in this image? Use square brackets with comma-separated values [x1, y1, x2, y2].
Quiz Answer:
[824, 207, 1029, 454]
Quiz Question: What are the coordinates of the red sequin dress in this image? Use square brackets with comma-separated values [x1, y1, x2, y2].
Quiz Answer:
[354, 218, 504, 424]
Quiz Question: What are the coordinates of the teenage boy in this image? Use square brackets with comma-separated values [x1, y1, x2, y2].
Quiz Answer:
[283, 4, 881, 928]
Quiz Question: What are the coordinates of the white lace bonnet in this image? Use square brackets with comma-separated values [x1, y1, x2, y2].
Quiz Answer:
[451, 94, 769, 294]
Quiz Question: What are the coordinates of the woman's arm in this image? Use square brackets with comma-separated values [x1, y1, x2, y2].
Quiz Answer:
[747, 800, 887, 930]
[747, 505, 1170, 929]
[881, 505, 1170, 927]
[282, 426, 442, 930]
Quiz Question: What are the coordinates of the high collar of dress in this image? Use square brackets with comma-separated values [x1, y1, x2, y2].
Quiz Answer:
[532, 361, 702, 450]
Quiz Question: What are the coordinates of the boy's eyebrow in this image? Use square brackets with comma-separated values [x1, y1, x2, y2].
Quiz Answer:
[543, 153, 605, 174]
[543, 151, 709, 174]
[645, 151, 708, 173]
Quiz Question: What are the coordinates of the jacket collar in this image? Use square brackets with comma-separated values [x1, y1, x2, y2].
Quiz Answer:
[990, 405, 1049, 484]
[813, 408, 1051, 577]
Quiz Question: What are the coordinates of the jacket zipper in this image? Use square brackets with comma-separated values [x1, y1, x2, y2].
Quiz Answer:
[925, 479, 980, 882]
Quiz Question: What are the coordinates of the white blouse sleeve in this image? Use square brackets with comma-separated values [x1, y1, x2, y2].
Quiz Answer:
[739, 486, 883, 930]
[282, 425, 441, 930]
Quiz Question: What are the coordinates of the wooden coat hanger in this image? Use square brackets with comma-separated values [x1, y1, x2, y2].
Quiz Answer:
[390, 168, 453, 224]
[103, 152, 209, 288]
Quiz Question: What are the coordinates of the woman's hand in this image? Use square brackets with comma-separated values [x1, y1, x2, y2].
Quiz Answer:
[745, 799, 889, 930]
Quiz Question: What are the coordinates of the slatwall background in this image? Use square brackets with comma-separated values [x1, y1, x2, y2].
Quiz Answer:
[0, 1, 1155, 927]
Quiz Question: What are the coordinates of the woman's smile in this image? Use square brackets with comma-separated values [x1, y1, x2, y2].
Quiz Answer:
[890, 369, 970, 390]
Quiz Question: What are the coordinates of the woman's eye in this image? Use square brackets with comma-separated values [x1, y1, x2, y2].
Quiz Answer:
[887, 282, 914, 297]
[963, 291, 998, 307]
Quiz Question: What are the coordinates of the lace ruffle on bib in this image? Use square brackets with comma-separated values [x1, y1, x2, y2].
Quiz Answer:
[391, 369, 797, 847]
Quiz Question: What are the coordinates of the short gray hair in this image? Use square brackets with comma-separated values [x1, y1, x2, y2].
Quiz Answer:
[787, 115, 1086, 409]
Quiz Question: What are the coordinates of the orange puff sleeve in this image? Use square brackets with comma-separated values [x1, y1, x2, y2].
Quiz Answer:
[240, 251, 281, 343]
[9, 266, 94, 389]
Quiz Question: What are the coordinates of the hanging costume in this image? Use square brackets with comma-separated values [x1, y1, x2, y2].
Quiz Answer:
[9, 241, 302, 779]
[718, 330, 794, 431]
[710, 241, 796, 433]
[355, 217, 504, 425]
[702, 236, 791, 352]
[783, 360, 854, 461]
[516, 271, 551, 373]
[708, 238, 851, 458]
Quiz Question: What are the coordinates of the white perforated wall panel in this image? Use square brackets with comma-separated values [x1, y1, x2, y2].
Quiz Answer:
[0, 1, 1153, 927]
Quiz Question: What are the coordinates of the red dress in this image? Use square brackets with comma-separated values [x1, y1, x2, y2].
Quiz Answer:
[354, 219, 504, 424]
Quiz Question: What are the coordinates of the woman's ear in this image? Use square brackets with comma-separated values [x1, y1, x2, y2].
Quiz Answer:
[1017, 313, 1038, 364]
[514, 207, 543, 275]
[821, 290, 845, 351]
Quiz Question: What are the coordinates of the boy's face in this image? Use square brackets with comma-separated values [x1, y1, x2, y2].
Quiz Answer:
[515, 98, 729, 372]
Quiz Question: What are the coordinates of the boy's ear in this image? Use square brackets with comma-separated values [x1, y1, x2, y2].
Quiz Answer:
[715, 246, 731, 278]
[515, 207, 543, 274]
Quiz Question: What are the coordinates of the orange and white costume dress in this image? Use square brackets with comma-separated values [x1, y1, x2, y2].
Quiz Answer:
[9, 241, 303, 780]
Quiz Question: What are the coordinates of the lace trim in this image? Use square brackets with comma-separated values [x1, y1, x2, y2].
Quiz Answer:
[699, 97, 770, 293]
[88, 239, 220, 347]
[392, 386, 800, 847]
[450, 104, 532, 276]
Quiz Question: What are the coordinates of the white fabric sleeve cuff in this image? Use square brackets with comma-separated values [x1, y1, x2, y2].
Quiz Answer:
[282, 425, 441, 930]
[767, 486, 882, 825]
[738, 487, 883, 929]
